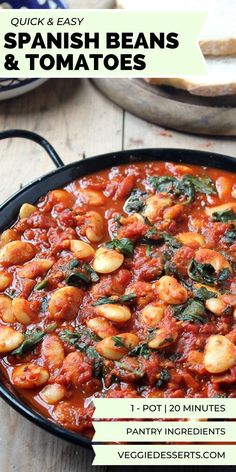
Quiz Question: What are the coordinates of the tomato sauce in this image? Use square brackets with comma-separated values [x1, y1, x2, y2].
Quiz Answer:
[0, 161, 235, 436]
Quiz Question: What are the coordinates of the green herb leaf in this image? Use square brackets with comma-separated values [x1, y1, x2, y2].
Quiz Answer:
[173, 299, 207, 324]
[124, 188, 147, 214]
[146, 245, 152, 257]
[183, 175, 216, 196]
[112, 336, 125, 348]
[149, 176, 176, 193]
[193, 286, 217, 301]
[83, 263, 100, 282]
[212, 209, 236, 223]
[149, 175, 194, 205]
[67, 259, 79, 270]
[188, 259, 231, 286]
[92, 293, 136, 307]
[161, 232, 182, 249]
[12, 330, 45, 356]
[115, 361, 143, 377]
[59, 329, 81, 346]
[224, 227, 236, 244]
[156, 369, 171, 388]
[45, 322, 57, 333]
[59, 328, 103, 375]
[129, 343, 150, 359]
[66, 271, 90, 287]
[218, 268, 231, 282]
[105, 238, 134, 256]
[149, 174, 216, 206]
[35, 279, 48, 291]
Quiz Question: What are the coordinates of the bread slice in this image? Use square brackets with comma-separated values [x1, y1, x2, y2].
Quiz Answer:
[116, 0, 236, 56]
[145, 56, 236, 97]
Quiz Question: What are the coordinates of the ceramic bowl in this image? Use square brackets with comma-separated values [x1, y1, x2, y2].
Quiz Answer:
[0, 0, 67, 100]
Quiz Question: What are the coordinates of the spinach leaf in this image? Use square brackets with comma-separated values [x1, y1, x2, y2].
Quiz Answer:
[212, 209, 236, 222]
[59, 328, 104, 376]
[83, 263, 100, 282]
[124, 188, 147, 214]
[149, 175, 194, 205]
[129, 343, 150, 359]
[148, 176, 176, 193]
[156, 369, 171, 388]
[115, 361, 143, 377]
[92, 293, 136, 306]
[183, 175, 216, 195]
[224, 227, 236, 244]
[66, 271, 90, 287]
[12, 330, 45, 356]
[173, 299, 207, 324]
[105, 238, 134, 256]
[149, 174, 216, 205]
[193, 286, 217, 301]
[67, 259, 79, 270]
[161, 232, 182, 249]
[218, 268, 231, 282]
[112, 336, 126, 348]
[146, 245, 152, 257]
[35, 279, 48, 291]
[141, 227, 161, 245]
[60, 325, 98, 345]
[188, 260, 231, 286]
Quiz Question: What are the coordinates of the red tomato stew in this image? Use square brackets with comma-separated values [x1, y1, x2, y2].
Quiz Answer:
[0, 161, 236, 436]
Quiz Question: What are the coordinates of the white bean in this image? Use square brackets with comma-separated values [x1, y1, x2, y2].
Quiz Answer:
[194, 248, 232, 273]
[40, 383, 66, 404]
[157, 275, 188, 305]
[148, 328, 177, 349]
[92, 247, 124, 274]
[95, 304, 131, 323]
[12, 298, 35, 325]
[0, 295, 15, 323]
[12, 363, 49, 388]
[69, 240, 95, 259]
[49, 286, 83, 321]
[41, 334, 65, 369]
[204, 335, 236, 374]
[0, 326, 23, 353]
[96, 332, 139, 360]
[86, 317, 118, 339]
[140, 303, 165, 327]
[177, 232, 205, 247]
[0, 241, 36, 266]
[205, 298, 228, 316]
[19, 203, 37, 219]
[0, 270, 13, 291]
[18, 258, 53, 278]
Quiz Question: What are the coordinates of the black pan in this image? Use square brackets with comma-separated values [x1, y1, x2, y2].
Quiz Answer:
[0, 129, 235, 449]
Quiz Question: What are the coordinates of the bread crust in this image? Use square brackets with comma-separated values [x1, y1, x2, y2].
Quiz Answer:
[145, 78, 236, 97]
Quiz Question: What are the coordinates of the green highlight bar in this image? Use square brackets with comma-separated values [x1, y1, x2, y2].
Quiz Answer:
[0, 9, 207, 78]
[93, 445, 236, 466]
[93, 398, 236, 419]
[93, 420, 236, 443]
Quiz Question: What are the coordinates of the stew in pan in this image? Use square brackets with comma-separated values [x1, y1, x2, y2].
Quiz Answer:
[0, 161, 235, 436]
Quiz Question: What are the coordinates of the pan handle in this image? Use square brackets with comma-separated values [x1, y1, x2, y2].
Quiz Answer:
[0, 129, 64, 169]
